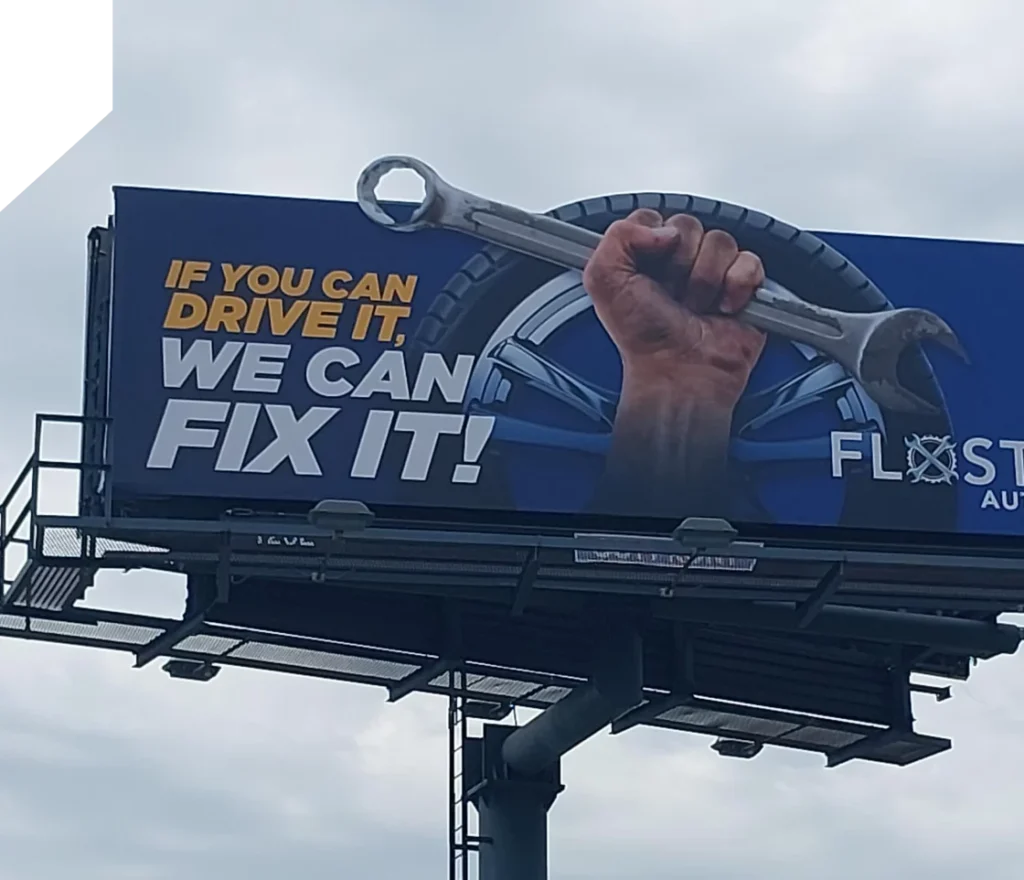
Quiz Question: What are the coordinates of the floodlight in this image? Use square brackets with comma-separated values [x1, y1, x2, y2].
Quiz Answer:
[308, 499, 375, 534]
[711, 738, 762, 759]
[162, 659, 220, 682]
[671, 516, 738, 548]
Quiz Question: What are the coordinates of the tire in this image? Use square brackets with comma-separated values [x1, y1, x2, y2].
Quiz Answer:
[406, 192, 956, 534]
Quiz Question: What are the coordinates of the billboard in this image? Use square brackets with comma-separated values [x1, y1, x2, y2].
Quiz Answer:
[104, 171, 1024, 539]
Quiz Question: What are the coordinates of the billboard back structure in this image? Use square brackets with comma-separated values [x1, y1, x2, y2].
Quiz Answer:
[103, 163, 1024, 542]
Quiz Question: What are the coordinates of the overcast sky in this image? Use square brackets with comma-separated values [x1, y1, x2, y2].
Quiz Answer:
[4, 1, 1024, 878]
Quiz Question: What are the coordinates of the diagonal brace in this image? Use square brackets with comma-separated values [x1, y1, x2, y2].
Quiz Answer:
[388, 656, 451, 702]
[134, 613, 208, 668]
[510, 547, 540, 616]
[796, 561, 844, 629]
[611, 692, 692, 734]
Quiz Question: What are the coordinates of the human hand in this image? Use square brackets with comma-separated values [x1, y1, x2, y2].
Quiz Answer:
[582, 209, 767, 516]
[582, 208, 766, 409]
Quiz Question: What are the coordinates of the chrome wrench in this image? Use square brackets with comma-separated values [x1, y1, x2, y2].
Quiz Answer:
[356, 156, 967, 415]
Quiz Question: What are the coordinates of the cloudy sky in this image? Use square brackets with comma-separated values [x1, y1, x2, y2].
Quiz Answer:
[3, 1, 1024, 878]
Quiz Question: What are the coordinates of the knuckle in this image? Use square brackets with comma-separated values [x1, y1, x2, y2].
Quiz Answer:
[667, 213, 703, 236]
[626, 208, 663, 227]
[604, 218, 634, 239]
[740, 252, 765, 283]
[743, 250, 764, 273]
[727, 255, 763, 290]
[704, 228, 739, 251]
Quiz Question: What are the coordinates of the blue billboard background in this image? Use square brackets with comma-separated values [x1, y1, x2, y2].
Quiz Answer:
[107, 185, 1024, 537]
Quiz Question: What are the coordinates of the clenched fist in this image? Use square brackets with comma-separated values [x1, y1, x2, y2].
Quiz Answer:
[582, 209, 767, 518]
[583, 208, 766, 407]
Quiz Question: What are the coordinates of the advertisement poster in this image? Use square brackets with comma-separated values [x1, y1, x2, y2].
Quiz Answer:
[106, 174, 1024, 538]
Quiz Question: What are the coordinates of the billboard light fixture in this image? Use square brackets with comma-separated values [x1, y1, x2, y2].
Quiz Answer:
[711, 738, 763, 759]
[162, 659, 220, 682]
[308, 499, 375, 535]
[671, 516, 738, 549]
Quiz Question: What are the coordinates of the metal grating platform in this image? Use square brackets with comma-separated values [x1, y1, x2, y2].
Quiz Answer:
[0, 604, 949, 766]
[2, 417, 1023, 767]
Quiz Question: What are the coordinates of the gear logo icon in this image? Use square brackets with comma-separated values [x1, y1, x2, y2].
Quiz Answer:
[905, 434, 958, 485]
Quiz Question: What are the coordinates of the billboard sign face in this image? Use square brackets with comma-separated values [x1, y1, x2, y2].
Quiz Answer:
[106, 180, 1024, 539]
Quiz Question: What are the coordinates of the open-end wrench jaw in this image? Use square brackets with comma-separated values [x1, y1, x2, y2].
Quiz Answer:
[855, 309, 969, 416]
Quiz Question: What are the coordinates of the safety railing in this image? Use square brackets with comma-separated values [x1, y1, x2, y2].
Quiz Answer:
[0, 413, 112, 602]
[1, 457, 35, 598]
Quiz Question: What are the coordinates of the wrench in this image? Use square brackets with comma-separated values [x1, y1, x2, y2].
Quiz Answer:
[356, 155, 967, 415]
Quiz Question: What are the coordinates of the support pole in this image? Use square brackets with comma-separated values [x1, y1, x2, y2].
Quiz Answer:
[471, 725, 564, 880]
[466, 627, 644, 880]
[501, 627, 643, 776]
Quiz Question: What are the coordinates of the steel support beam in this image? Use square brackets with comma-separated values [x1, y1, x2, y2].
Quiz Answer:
[39, 513, 1024, 573]
[388, 656, 450, 702]
[134, 614, 206, 668]
[610, 692, 690, 734]
[656, 599, 1022, 656]
[910, 682, 952, 701]
[389, 605, 461, 702]
[510, 548, 540, 617]
[796, 562, 844, 628]
[826, 729, 901, 768]
[613, 625, 694, 734]
[501, 628, 643, 776]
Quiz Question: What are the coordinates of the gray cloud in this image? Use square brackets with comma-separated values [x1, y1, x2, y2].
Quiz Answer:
[3, 0, 1024, 876]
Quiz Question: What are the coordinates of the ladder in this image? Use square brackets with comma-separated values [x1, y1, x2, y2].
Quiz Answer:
[448, 667, 477, 880]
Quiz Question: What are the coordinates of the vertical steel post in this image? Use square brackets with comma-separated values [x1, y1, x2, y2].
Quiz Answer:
[470, 627, 642, 880]
[473, 725, 563, 880]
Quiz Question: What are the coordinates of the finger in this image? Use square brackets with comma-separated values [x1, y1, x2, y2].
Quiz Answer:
[583, 215, 679, 300]
[684, 228, 739, 314]
[626, 208, 664, 228]
[663, 214, 703, 299]
[720, 251, 765, 314]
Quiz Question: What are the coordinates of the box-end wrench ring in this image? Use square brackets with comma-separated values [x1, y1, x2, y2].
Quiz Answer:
[357, 156, 967, 415]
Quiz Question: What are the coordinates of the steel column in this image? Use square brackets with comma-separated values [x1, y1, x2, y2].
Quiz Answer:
[470, 724, 564, 880]
[501, 627, 643, 776]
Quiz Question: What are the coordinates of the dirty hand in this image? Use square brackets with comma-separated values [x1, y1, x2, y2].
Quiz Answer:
[582, 208, 767, 516]
[582, 208, 766, 409]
